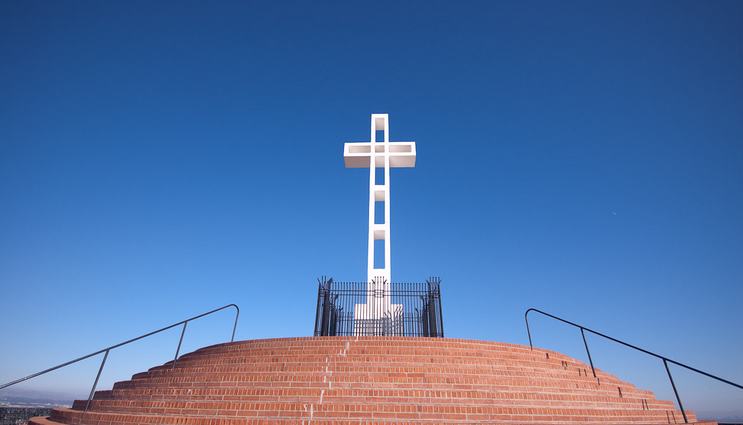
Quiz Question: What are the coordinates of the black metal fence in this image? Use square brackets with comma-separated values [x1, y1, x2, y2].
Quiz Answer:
[314, 277, 443, 337]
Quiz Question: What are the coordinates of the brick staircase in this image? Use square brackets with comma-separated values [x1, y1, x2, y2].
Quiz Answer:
[29, 337, 713, 424]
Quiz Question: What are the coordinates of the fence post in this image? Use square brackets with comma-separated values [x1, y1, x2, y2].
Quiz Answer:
[435, 278, 444, 337]
[313, 278, 324, 336]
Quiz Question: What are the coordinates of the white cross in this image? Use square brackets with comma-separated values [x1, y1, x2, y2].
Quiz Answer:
[344, 114, 416, 334]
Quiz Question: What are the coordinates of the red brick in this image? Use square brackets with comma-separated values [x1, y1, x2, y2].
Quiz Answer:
[34, 337, 706, 425]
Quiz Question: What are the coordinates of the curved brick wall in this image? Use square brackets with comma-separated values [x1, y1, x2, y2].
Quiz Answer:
[30, 337, 708, 424]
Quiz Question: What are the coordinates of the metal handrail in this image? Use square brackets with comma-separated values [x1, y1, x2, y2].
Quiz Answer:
[525, 307, 742, 424]
[0, 303, 240, 412]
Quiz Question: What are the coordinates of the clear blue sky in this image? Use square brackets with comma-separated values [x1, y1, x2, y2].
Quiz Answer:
[1, 0, 742, 419]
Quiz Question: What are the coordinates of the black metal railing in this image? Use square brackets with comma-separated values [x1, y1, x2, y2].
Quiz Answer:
[525, 308, 743, 423]
[0, 304, 240, 413]
[314, 277, 443, 337]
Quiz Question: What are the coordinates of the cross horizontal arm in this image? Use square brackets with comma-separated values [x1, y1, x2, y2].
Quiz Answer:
[344, 142, 416, 168]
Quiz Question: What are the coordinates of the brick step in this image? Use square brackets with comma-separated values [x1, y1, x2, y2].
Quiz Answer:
[148, 362, 611, 380]
[94, 386, 670, 407]
[169, 344, 599, 362]
[51, 406, 694, 424]
[153, 356, 615, 377]
[114, 371, 645, 392]
[113, 373, 649, 396]
[133, 365, 627, 388]
[151, 361, 627, 389]
[129, 359, 625, 384]
[181, 340, 569, 359]
[182, 348, 599, 372]
[109, 383, 651, 402]
[72, 407, 681, 424]
[75, 396, 679, 415]
[96, 387, 660, 407]
[189, 336, 536, 348]
[35, 337, 704, 425]
[121, 374, 636, 397]
[190, 343, 546, 354]
[35, 415, 717, 425]
[103, 377, 648, 396]
[164, 352, 622, 381]
[154, 361, 624, 383]
[79, 396, 676, 409]
[125, 367, 620, 383]
[187, 337, 570, 356]
[107, 383, 655, 404]
[154, 354, 605, 368]
[183, 342, 558, 356]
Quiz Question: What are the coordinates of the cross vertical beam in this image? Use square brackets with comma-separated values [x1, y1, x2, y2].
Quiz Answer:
[368, 114, 390, 282]
[343, 114, 416, 334]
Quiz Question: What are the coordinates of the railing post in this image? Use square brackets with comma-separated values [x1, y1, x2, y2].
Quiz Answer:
[580, 328, 597, 378]
[172, 322, 188, 369]
[84, 349, 109, 412]
[522, 307, 743, 415]
[435, 278, 444, 337]
[314, 278, 324, 336]
[664, 358, 688, 424]
[230, 305, 239, 342]
[0, 303, 241, 400]
[525, 310, 533, 350]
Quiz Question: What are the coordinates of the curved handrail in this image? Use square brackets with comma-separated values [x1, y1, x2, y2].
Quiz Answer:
[525, 307, 742, 423]
[0, 304, 240, 411]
